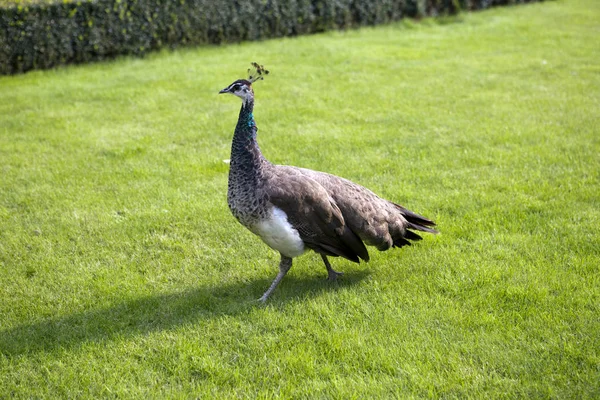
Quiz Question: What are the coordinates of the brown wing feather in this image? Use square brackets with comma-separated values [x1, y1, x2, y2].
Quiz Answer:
[291, 167, 436, 250]
[264, 166, 369, 262]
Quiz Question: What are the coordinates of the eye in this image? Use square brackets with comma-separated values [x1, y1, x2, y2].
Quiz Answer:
[233, 84, 241, 91]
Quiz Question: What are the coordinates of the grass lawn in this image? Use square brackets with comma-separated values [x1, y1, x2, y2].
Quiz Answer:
[1, 0, 599, 397]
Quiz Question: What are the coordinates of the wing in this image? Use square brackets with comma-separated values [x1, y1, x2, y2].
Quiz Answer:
[291, 167, 436, 250]
[263, 165, 369, 262]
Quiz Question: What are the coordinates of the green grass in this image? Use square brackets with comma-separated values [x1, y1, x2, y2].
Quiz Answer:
[1, 0, 599, 397]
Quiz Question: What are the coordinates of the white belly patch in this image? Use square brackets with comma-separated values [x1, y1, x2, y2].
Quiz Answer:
[253, 207, 305, 258]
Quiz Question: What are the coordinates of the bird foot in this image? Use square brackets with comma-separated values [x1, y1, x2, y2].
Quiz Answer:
[327, 269, 344, 281]
[257, 294, 269, 303]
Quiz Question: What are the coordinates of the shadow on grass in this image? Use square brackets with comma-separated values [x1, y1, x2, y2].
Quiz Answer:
[0, 270, 370, 356]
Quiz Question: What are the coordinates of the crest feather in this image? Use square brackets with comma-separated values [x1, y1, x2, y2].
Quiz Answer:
[248, 62, 270, 83]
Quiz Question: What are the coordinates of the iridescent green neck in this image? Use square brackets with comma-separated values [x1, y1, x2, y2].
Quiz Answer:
[247, 112, 256, 130]
[230, 100, 265, 171]
[235, 101, 256, 138]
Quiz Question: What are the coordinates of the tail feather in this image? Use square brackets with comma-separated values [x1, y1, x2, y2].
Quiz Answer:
[393, 202, 439, 234]
[407, 222, 438, 234]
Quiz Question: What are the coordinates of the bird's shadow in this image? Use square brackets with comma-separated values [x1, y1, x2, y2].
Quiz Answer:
[0, 270, 370, 357]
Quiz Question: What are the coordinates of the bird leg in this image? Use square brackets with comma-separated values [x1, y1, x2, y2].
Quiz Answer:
[321, 254, 343, 281]
[259, 254, 293, 303]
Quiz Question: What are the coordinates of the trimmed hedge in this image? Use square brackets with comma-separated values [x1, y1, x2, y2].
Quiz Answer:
[0, 0, 541, 75]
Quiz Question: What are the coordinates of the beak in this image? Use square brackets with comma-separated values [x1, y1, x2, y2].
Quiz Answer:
[219, 88, 229, 94]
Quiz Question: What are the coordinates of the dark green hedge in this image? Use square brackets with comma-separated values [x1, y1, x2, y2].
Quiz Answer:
[0, 0, 540, 75]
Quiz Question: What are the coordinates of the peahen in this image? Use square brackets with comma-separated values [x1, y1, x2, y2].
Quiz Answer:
[219, 63, 437, 302]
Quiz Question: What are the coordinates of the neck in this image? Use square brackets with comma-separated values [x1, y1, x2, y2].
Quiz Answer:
[229, 98, 268, 178]
[234, 99, 255, 140]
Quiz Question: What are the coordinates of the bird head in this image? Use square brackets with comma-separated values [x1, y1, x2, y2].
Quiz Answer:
[219, 79, 254, 102]
[219, 62, 269, 104]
